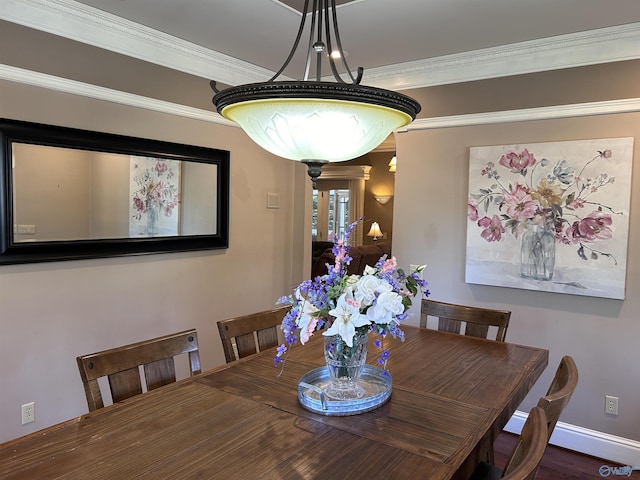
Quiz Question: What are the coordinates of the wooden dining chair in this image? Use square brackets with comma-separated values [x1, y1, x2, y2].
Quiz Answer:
[537, 355, 579, 441]
[469, 407, 548, 480]
[76, 329, 201, 411]
[420, 299, 511, 342]
[217, 306, 289, 363]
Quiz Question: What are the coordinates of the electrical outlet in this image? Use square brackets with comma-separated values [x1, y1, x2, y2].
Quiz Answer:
[21, 402, 35, 424]
[605, 395, 618, 415]
[17, 224, 36, 235]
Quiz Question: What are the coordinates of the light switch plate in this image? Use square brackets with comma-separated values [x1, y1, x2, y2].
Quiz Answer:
[267, 193, 280, 209]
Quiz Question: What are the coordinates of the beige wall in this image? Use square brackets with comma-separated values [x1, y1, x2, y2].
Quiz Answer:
[394, 97, 640, 442]
[13, 145, 93, 241]
[13, 147, 134, 241]
[90, 151, 131, 238]
[0, 79, 308, 443]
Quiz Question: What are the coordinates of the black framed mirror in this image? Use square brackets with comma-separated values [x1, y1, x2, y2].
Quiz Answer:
[0, 118, 229, 265]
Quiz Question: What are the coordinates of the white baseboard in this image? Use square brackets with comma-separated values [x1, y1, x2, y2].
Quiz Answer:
[504, 410, 640, 467]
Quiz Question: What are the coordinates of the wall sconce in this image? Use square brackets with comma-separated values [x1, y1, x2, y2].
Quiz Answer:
[367, 222, 383, 241]
[374, 195, 393, 205]
[388, 155, 397, 173]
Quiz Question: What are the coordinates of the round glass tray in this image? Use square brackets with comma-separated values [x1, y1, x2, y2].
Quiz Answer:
[298, 365, 392, 416]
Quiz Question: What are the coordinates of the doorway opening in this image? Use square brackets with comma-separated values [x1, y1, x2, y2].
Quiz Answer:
[312, 182, 350, 242]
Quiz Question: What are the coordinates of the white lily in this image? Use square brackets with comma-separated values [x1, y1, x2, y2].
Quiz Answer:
[324, 292, 370, 347]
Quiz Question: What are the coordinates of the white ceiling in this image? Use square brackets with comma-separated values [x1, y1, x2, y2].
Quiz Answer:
[69, 0, 640, 84]
[1, 0, 640, 94]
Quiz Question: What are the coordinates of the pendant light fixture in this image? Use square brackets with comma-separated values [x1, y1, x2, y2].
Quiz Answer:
[211, 0, 421, 186]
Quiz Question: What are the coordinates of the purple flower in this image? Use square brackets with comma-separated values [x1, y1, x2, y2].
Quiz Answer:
[274, 344, 287, 366]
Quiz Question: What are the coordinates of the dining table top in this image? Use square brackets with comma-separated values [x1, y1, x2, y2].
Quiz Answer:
[0, 326, 548, 480]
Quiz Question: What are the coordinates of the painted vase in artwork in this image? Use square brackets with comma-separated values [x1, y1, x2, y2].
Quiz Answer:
[146, 204, 159, 236]
[520, 224, 555, 280]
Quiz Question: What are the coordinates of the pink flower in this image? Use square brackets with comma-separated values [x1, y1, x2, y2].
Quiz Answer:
[567, 198, 585, 209]
[565, 211, 613, 244]
[499, 148, 537, 172]
[478, 215, 505, 242]
[333, 246, 345, 274]
[468, 201, 479, 221]
[164, 202, 175, 216]
[381, 256, 397, 274]
[504, 184, 539, 222]
[155, 160, 168, 175]
[599, 149, 612, 159]
[132, 196, 145, 212]
[300, 317, 318, 345]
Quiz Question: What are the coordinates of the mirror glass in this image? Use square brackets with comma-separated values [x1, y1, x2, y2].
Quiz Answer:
[12, 144, 218, 242]
[1, 119, 229, 264]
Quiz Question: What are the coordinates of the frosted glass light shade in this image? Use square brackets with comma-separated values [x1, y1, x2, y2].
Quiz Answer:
[221, 98, 412, 162]
[213, 81, 420, 162]
[212, 81, 420, 185]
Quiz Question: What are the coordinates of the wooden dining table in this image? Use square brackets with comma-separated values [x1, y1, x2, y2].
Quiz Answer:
[0, 326, 548, 480]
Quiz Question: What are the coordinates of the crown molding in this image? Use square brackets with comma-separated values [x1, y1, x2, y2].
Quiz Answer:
[366, 22, 640, 90]
[3, 64, 638, 132]
[0, 64, 235, 126]
[401, 97, 640, 131]
[319, 165, 371, 180]
[0, 0, 277, 86]
[1, 0, 638, 90]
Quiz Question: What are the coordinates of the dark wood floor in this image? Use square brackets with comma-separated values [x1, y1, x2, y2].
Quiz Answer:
[494, 432, 636, 479]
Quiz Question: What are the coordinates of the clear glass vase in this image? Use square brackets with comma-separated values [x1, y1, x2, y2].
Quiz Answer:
[323, 330, 368, 400]
[146, 204, 158, 236]
[520, 224, 555, 280]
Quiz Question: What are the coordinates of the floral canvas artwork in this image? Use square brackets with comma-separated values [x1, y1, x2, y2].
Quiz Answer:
[466, 137, 634, 299]
[129, 156, 181, 237]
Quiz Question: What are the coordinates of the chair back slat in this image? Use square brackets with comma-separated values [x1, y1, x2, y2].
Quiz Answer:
[144, 357, 177, 391]
[217, 306, 289, 363]
[257, 327, 280, 351]
[464, 322, 490, 339]
[188, 350, 201, 377]
[537, 355, 579, 441]
[438, 318, 462, 334]
[77, 329, 200, 411]
[236, 333, 259, 359]
[502, 406, 548, 480]
[109, 368, 143, 403]
[421, 299, 510, 342]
